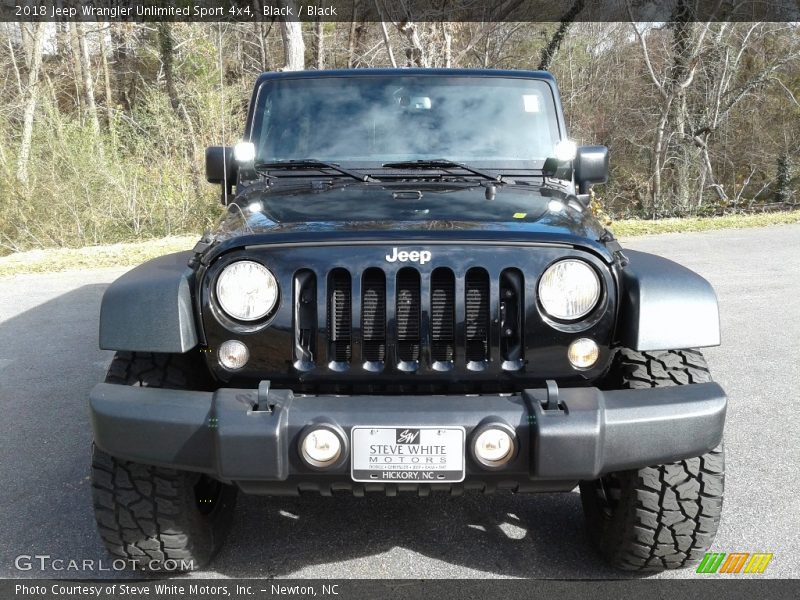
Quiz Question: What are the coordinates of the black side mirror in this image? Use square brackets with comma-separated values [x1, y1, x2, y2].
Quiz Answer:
[575, 145, 609, 194]
[205, 146, 238, 203]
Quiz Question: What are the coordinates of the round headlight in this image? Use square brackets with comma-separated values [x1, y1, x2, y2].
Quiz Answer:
[215, 260, 278, 321]
[538, 259, 600, 320]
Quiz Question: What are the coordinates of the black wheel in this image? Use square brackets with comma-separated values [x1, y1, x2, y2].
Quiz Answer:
[579, 349, 725, 572]
[91, 352, 236, 572]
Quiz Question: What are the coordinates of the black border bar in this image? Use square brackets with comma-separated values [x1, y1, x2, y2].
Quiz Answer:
[2, 0, 799, 23]
[6, 578, 800, 600]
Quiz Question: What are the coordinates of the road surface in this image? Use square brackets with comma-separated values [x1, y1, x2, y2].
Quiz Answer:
[0, 224, 797, 579]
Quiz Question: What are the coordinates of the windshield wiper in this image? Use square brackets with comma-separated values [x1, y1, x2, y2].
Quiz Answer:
[382, 159, 502, 182]
[254, 159, 373, 182]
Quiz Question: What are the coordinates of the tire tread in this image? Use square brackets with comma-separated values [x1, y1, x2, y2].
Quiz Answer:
[580, 348, 724, 572]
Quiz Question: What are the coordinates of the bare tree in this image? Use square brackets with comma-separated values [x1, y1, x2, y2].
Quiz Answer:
[16, 22, 45, 185]
[538, 0, 585, 70]
[75, 23, 101, 137]
[378, 21, 397, 67]
[97, 25, 115, 135]
[279, 1, 305, 71]
[158, 23, 200, 190]
[628, 12, 712, 213]
[314, 19, 325, 69]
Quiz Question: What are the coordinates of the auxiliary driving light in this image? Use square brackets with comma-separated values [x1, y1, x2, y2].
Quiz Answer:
[218, 340, 249, 370]
[473, 427, 515, 468]
[568, 338, 599, 369]
[300, 428, 342, 468]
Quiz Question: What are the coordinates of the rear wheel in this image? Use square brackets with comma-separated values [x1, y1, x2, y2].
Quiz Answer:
[579, 349, 725, 571]
[91, 352, 236, 572]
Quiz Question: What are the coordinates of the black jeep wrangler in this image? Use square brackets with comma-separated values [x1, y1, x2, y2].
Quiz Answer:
[89, 69, 725, 572]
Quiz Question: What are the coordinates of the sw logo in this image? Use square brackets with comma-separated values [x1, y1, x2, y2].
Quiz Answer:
[396, 429, 420, 444]
[696, 552, 773, 574]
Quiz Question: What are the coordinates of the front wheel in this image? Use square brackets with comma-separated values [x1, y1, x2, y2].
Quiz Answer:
[579, 349, 725, 571]
[91, 352, 236, 572]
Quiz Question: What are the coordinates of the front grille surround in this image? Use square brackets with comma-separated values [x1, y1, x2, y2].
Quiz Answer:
[201, 243, 616, 389]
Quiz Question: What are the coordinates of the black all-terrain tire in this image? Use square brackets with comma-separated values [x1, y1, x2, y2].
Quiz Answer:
[91, 352, 237, 572]
[579, 349, 725, 572]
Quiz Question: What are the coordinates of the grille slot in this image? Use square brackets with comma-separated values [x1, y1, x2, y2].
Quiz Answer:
[430, 268, 455, 363]
[327, 269, 352, 363]
[500, 268, 524, 369]
[292, 270, 317, 370]
[465, 268, 490, 363]
[396, 268, 421, 363]
[361, 269, 386, 363]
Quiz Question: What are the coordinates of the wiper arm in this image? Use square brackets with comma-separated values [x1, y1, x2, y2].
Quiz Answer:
[254, 159, 373, 182]
[382, 159, 502, 182]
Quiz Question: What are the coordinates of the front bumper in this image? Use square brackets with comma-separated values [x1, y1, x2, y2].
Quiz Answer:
[89, 382, 726, 495]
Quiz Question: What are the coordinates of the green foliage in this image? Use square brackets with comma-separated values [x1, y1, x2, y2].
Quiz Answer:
[0, 92, 222, 255]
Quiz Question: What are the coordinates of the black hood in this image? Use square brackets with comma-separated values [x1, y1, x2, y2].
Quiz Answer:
[204, 180, 614, 262]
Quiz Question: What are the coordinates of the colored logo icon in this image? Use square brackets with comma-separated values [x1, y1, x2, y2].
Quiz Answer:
[696, 552, 773, 574]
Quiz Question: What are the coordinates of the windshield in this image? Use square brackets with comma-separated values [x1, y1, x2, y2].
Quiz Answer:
[249, 75, 562, 168]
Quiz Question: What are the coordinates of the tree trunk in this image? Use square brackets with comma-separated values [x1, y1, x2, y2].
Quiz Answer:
[76, 23, 101, 136]
[16, 22, 46, 185]
[347, 3, 358, 68]
[68, 22, 84, 117]
[538, 0, 585, 71]
[279, 2, 305, 71]
[395, 20, 427, 67]
[378, 20, 397, 67]
[651, 101, 672, 215]
[158, 22, 180, 111]
[351, 21, 368, 68]
[98, 26, 115, 136]
[158, 22, 202, 193]
[111, 23, 132, 112]
[6, 23, 23, 96]
[314, 19, 324, 69]
[442, 22, 452, 68]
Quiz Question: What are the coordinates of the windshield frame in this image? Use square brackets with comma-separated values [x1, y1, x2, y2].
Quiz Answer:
[243, 69, 568, 173]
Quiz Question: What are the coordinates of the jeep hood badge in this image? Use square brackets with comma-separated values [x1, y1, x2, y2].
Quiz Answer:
[385, 247, 432, 265]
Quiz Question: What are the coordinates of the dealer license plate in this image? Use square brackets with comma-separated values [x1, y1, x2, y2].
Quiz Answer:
[351, 426, 465, 483]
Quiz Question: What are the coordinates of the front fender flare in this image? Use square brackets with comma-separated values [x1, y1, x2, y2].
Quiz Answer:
[617, 250, 720, 351]
[99, 251, 198, 353]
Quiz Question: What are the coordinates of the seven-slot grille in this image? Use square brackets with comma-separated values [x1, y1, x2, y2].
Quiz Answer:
[293, 267, 524, 372]
[294, 265, 525, 373]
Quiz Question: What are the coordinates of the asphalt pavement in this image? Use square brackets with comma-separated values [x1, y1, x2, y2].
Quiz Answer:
[0, 224, 798, 580]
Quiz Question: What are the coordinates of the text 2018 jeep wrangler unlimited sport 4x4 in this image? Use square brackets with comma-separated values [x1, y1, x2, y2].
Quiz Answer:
[89, 69, 725, 572]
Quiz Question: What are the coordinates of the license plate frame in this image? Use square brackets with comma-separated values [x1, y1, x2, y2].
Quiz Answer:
[350, 426, 466, 483]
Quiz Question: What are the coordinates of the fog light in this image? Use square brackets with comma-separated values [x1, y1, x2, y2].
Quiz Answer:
[473, 427, 515, 468]
[218, 340, 249, 370]
[568, 338, 599, 369]
[300, 428, 342, 468]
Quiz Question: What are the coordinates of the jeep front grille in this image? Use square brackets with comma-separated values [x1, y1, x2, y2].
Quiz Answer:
[293, 265, 524, 373]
